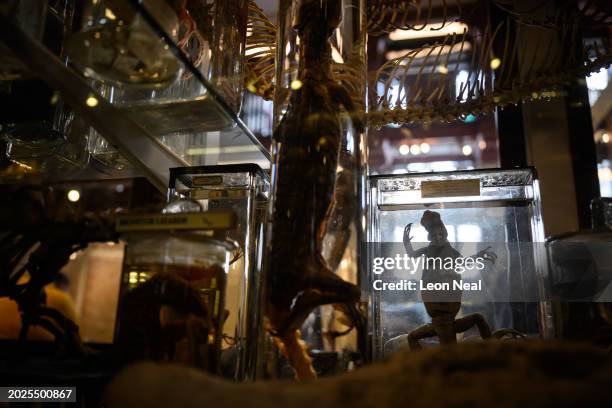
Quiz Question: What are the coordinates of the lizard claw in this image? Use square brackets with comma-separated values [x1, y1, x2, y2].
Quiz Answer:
[404, 223, 413, 242]
[492, 328, 526, 340]
[475, 246, 497, 264]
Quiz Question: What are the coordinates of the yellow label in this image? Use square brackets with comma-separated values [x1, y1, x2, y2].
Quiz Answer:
[190, 189, 248, 200]
[421, 179, 480, 198]
[209, 190, 247, 199]
[116, 212, 236, 232]
[192, 175, 224, 186]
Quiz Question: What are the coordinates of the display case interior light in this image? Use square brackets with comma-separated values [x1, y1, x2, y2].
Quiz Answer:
[388, 22, 469, 42]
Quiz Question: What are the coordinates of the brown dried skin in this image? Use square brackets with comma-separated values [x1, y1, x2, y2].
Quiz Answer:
[318, 158, 356, 271]
[267, 0, 363, 379]
[116, 272, 215, 370]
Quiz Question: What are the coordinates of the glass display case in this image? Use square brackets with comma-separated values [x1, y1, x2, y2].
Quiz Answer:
[167, 164, 269, 380]
[0, 1, 91, 181]
[266, 0, 367, 380]
[115, 210, 237, 374]
[65, 0, 249, 171]
[0, 0, 269, 189]
[368, 168, 552, 360]
[546, 197, 612, 344]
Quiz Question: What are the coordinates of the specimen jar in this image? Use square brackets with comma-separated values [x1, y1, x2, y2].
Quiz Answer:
[368, 168, 552, 359]
[65, 0, 181, 88]
[168, 164, 269, 380]
[265, 0, 367, 379]
[69, 0, 249, 169]
[115, 210, 237, 373]
[0, 1, 88, 179]
[1, 120, 88, 177]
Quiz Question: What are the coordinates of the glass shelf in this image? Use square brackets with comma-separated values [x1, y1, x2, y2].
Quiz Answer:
[0, 0, 270, 191]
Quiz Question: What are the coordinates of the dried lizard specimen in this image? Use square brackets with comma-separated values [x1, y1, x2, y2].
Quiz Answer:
[403, 210, 522, 349]
[266, 0, 364, 380]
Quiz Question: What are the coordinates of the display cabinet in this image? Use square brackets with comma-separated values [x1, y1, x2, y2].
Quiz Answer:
[368, 168, 552, 360]
[0, 0, 269, 191]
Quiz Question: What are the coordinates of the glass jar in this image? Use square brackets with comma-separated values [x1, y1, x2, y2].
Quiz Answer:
[0, 104, 90, 180]
[65, 0, 181, 88]
[168, 164, 269, 380]
[115, 211, 238, 373]
[266, 0, 367, 380]
[368, 168, 552, 359]
[546, 198, 612, 345]
[68, 0, 249, 169]
[1, 2, 89, 180]
[0, 0, 48, 80]
[1, 123, 65, 175]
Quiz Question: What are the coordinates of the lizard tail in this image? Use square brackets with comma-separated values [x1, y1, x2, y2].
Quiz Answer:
[275, 329, 317, 380]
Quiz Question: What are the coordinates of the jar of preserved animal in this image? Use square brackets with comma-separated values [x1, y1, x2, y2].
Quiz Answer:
[115, 210, 238, 373]
[368, 168, 552, 359]
[65, 0, 181, 88]
[265, 0, 367, 380]
[67, 0, 249, 169]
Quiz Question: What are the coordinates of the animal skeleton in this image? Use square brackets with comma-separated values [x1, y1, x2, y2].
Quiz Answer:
[245, 1, 276, 100]
[244, 0, 612, 126]
[369, 17, 611, 126]
[366, 0, 464, 35]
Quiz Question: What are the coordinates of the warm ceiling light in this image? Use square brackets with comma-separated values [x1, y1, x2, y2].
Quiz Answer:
[462, 145, 473, 156]
[105, 8, 116, 20]
[67, 189, 80, 202]
[389, 22, 469, 41]
[603, 133, 610, 143]
[490, 58, 501, 70]
[420, 142, 430, 153]
[186, 145, 264, 156]
[246, 79, 258, 93]
[85, 95, 99, 107]
[399, 144, 410, 155]
[437, 65, 448, 74]
[410, 144, 421, 155]
[290, 80, 303, 90]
